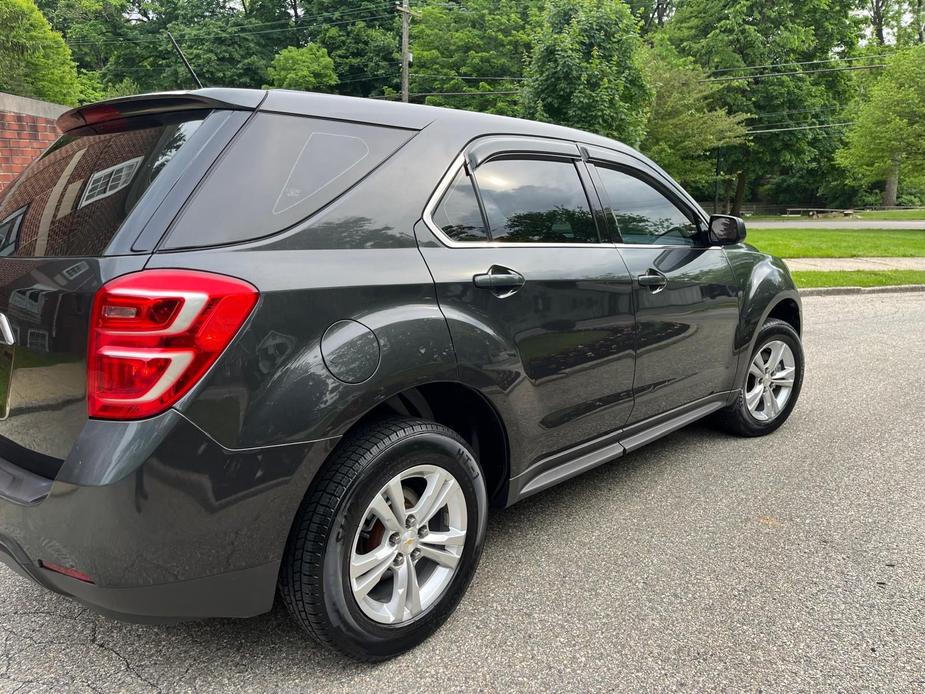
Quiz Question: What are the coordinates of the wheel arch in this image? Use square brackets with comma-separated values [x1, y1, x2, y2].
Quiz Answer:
[344, 382, 512, 508]
[731, 254, 803, 388]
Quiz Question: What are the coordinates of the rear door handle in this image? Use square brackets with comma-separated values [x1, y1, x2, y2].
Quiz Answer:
[473, 265, 525, 296]
[637, 270, 668, 292]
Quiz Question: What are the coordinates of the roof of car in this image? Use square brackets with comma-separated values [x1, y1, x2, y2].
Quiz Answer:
[60, 87, 639, 158]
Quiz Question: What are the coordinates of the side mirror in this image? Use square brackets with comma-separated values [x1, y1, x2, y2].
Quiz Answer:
[708, 215, 746, 245]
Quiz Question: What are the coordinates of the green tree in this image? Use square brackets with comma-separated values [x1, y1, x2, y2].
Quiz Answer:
[299, 1, 398, 97]
[520, 0, 649, 146]
[74, 69, 138, 104]
[639, 38, 748, 189]
[412, 0, 539, 116]
[0, 0, 81, 105]
[666, 0, 859, 212]
[99, 0, 293, 92]
[38, 0, 128, 71]
[837, 45, 925, 205]
[265, 43, 337, 91]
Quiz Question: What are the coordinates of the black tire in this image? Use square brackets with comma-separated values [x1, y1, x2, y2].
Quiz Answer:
[279, 417, 488, 661]
[713, 318, 804, 437]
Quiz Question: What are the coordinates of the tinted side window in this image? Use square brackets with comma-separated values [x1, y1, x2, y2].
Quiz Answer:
[432, 168, 487, 241]
[474, 158, 598, 244]
[165, 113, 414, 249]
[595, 166, 697, 246]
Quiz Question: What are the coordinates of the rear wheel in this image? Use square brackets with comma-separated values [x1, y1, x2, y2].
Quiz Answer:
[279, 418, 487, 661]
[714, 318, 804, 437]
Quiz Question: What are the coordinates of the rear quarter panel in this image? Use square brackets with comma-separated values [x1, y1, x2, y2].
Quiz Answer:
[147, 124, 464, 450]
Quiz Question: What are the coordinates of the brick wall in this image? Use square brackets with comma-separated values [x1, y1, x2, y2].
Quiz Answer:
[0, 93, 67, 194]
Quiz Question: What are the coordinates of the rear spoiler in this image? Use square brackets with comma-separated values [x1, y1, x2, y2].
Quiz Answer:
[57, 88, 266, 132]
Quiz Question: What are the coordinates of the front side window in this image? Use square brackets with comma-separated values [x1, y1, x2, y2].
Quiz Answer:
[595, 166, 697, 245]
[474, 158, 598, 244]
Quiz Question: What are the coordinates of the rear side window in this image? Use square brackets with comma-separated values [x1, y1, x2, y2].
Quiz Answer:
[432, 169, 487, 242]
[0, 114, 206, 257]
[473, 158, 598, 244]
[164, 113, 414, 249]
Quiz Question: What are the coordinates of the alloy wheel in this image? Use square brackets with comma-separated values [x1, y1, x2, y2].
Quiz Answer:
[745, 339, 796, 422]
[350, 464, 468, 625]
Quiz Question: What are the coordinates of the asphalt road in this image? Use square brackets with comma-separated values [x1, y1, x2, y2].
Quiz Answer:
[750, 220, 925, 229]
[2, 293, 924, 693]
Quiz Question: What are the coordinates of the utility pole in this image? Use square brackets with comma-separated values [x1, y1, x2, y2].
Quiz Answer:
[397, 0, 411, 102]
[395, 1, 420, 102]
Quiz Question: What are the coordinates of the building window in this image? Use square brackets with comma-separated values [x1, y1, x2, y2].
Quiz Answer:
[79, 157, 143, 208]
[0, 206, 27, 256]
[61, 261, 89, 281]
[27, 329, 49, 353]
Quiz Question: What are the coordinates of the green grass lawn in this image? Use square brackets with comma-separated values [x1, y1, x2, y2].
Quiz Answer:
[746, 228, 925, 258]
[792, 270, 925, 288]
[747, 209, 925, 222]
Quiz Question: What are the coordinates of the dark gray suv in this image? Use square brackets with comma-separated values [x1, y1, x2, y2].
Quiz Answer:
[0, 89, 803, 660]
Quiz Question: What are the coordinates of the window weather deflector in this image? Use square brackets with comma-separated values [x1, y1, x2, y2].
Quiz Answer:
[466, 136, 582, 170]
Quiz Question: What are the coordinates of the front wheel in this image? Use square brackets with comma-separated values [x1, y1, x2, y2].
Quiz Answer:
[279, 418, 488, 661]
[714, 318, 805, 437]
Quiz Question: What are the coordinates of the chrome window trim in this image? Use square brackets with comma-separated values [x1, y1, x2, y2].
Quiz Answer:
[422, 155, 722, 251]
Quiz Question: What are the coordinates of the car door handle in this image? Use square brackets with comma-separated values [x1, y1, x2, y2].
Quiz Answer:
[637, 270, 668, 292]
[473, 266, 525, 296]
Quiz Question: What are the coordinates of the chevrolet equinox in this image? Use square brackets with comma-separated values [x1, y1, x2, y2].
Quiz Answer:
[0, 89, 804, 661]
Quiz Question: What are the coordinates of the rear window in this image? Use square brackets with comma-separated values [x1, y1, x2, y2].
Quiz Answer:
[0, 113, 207, 257]
[163, 113, 415, 250]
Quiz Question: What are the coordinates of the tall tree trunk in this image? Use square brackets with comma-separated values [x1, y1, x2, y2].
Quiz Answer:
[916, 0, 924, 43]
[882, 159, 900, 207]
[871, 0, 886, 45]
[732, 169, 747, 216]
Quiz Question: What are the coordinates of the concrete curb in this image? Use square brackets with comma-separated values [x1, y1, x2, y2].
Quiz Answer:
[799, 284, 925, 297]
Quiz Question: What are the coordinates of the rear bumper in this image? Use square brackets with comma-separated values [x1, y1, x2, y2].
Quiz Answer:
[0, 536, 276, 623]
[0, 410, 337, 621]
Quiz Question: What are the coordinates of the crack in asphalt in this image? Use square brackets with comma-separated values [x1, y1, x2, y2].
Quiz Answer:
[89, 622, 162, 693]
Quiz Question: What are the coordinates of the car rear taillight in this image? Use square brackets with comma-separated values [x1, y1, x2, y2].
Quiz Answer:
[88, 269, 258, 420]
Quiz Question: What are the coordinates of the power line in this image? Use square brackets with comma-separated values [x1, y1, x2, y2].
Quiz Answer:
[702, 64, 885, 82]
[708, 52, 893, 75]
[749, 104, 846, 120]
[61, 7, 396, 46]
[373, 90, 519, 100]
[410, 73, 525, 81]
[747, 122, 853, 134]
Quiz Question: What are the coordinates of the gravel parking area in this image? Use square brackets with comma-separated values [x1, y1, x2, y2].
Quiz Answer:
[1, 293, 923, 693]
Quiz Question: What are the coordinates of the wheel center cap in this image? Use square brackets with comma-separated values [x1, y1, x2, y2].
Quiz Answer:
[399, 529, 417, 554]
